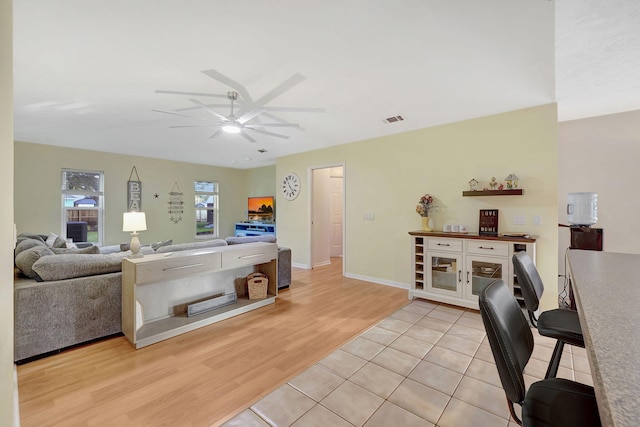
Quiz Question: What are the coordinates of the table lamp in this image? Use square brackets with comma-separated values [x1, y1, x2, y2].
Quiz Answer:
[122, 211, 147, 258]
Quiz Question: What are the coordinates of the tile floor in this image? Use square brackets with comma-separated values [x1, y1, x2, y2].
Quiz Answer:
[221, 299, 592, 427]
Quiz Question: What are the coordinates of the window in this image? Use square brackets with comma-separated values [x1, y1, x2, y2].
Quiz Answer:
[62, 169, 104, 245]
[195, 181, 219, 238]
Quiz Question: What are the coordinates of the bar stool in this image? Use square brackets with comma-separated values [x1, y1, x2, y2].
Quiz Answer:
[479, 280, 601, 426]
[513, 251, 584, 378]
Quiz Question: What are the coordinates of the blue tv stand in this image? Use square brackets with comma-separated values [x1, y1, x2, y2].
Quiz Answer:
[235, 222, 276, 237]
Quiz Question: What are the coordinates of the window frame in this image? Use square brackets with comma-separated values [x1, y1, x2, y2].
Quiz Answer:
[61, 168, 105, 246]
[194, 180, 219, 239]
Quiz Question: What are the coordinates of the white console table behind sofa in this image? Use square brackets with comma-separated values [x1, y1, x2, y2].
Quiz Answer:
[122, 242, 277, 348]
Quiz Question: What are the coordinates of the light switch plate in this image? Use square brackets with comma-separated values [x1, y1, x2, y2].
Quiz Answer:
[513, 215, 526, 225]
[533, 215, 542, 226]
[363, 212, 375, 221]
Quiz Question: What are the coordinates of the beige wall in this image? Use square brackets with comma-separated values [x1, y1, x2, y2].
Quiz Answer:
[14, 142, 251, 245]
[1, 0, 17, 424]
[277, 104, 559, 309]
[557, 110, 640, 286]
[558, 109, 640, 255]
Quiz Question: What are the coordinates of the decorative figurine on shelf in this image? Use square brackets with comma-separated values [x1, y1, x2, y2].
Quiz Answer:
[505, 173, 520, 189]
[416, 193, 437, 231]
[489, 177, 498, 191]
[468, 179, 479, 191]
[498, 183, 504, 190]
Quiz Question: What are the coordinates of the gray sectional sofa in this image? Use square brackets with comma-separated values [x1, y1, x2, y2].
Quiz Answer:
[13, 233, 291, 362]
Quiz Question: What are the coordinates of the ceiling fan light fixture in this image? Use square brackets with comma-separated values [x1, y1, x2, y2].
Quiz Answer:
[222, 123, 242, 134]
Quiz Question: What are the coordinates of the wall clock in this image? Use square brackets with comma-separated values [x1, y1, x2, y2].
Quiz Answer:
[281, 172, 301, 200]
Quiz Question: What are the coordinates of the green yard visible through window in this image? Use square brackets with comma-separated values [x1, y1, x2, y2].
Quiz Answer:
[195, 181, 218, 238]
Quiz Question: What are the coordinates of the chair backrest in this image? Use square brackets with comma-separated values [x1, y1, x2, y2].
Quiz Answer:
[479, 279, 534, 406]
[512, 251, 544, 314]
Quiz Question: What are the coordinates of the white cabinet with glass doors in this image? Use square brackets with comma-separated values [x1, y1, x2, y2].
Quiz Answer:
[410, 232, 535, 310]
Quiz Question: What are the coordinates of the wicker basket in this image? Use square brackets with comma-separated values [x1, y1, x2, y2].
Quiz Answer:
[247, 272, 268, 299]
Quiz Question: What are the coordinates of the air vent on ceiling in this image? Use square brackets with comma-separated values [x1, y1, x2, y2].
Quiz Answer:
[383, 115, 404, 124]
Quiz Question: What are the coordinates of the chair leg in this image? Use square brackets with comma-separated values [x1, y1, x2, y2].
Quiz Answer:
[507, 398, 522, 426]
[545, 340, 565, 379]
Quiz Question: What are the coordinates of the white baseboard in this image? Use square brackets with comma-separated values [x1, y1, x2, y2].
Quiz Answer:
[291, 262, 311, 269]
[313, 260, 332, 268]
[344, 272, 409, 290]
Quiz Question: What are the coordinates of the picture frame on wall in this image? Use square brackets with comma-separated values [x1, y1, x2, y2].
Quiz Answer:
[479, 209, 499, 236]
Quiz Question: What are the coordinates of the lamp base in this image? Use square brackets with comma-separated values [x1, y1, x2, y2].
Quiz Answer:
[128, 232, 144, 259]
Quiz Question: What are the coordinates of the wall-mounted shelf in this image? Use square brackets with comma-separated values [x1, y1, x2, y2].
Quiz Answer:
[462, 189, 523, 197]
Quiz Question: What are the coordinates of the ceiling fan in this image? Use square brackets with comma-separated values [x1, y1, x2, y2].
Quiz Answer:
[153, 69, 324, 142]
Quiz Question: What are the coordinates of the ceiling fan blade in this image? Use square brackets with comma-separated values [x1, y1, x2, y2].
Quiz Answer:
[201, 69, 253, 103]
[248, 128, 291, 139]
[173, 103, 236, 112]
[209, 130, 223, 139]
[245, 123, 300, 128]
[152, 109, 211, 123]
[237, 108, 266, 124]
[255, 73, 306, 106]
[169, 124, 218, 128]
[239, 131, 257, 143]
[261, 106, 326, 113]
[155, 90, 227, 98]
[189, 99, 228, 122]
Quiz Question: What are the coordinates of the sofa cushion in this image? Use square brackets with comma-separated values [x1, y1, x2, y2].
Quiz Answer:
[32, 253, 125, 281]
[156, 239, 228, 253]
[225, 235, 277, 245]
[14, 238, 46, 257]
[51, 245, 100, 255]
[15, 246, 55, 280]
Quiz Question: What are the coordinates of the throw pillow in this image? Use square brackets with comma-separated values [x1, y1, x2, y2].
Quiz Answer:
[45, 232, 58, 247]
[32, 253, 125, 281]
[14, 238, 46, 257]
[225, 235, 277, 245]
[16, 233, 46, 244]
[51, 245, 100, 255]
[15, 246, 54, 280]
[150, 239, 173, 251]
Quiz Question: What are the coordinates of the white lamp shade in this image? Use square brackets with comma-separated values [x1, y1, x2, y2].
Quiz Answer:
[123, 212, 147, 232]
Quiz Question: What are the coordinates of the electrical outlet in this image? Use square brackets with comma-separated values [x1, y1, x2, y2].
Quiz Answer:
[533, 215, 542, 226]
[363, 212, 375, 221]
[513, 215, 526, 225]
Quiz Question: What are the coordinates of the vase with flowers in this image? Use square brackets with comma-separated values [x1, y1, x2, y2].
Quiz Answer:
[416, 194, 436, 231]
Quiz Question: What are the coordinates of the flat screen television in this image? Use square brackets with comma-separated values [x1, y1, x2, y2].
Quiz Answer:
[248, 196, 275, 222]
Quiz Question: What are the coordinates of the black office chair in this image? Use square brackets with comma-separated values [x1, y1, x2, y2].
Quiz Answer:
[479, 280, 601, 427]
[513, 251, 584, 378]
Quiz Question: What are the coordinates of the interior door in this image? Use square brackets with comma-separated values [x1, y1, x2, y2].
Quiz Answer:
[329, 168, 343, 257]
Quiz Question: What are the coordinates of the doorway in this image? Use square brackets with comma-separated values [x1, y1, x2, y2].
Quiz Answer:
[310, 165, 344, 270]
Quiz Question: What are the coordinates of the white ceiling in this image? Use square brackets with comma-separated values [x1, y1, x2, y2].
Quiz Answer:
[13, 1, 640, 169]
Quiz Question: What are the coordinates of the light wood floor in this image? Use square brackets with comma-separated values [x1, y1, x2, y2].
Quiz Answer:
[17, 258, 409, 427]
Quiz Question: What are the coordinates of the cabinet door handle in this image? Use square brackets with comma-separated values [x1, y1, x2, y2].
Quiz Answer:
[239, 253, 265, 259]
[164, 263, 204, 271]
[437, 243, 451, 246]
[458, 270, 462, 282]
[466, 271, 470, 284]
[478, 246, 494, 250]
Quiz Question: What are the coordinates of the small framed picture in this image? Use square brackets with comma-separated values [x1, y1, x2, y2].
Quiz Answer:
[479, 209, 499, 236]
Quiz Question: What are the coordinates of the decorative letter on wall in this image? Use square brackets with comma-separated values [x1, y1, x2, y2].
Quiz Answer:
[128, 166, 142, 211]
